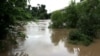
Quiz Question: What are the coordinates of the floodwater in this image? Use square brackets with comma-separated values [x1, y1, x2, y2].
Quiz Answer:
[0, 20, 100, 56]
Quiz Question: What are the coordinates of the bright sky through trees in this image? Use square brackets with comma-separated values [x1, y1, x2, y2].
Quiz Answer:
[30, 0, 80, 13]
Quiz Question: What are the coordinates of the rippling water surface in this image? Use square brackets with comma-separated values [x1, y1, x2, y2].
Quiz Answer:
[0, 20, 100, 56]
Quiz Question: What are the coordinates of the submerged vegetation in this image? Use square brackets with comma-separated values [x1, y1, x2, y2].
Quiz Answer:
[0, 0, 100, 52]
[51, 0, 100, 45]
[0, 0, 33, 51]
[0, 0, 49, 51]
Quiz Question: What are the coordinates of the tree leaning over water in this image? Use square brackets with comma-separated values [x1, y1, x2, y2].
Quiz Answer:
[0, 0, 33, 51]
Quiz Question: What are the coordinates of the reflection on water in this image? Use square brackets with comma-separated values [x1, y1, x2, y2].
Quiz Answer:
[0, 20, 100, 56]
[51, 29, 69, 46]
[51, 29, 79, 56]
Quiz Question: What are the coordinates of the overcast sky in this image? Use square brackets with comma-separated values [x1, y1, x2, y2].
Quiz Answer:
[30, 0, 80, 13]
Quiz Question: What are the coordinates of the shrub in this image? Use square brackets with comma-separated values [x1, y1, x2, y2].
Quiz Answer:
[68, 30, 93, 46]
[50, 10, 65, 28]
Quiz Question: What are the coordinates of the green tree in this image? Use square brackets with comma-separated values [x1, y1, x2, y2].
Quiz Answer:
[0, 0, 33, 51]
[64, 1, 78, 28]
[68, 0, 100, 45]
[51, 10, 65, 28]
[31, 4, 49, 19]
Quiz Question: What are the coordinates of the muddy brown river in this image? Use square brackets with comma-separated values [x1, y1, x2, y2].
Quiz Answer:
[0, 20, 100, 56]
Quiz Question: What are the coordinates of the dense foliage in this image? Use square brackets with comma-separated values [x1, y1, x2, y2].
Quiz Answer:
[0, 0, 31, 39]
[0, 0, 33, 51]
[51, 0, 100, 45]
[0, 0, 50, 51]
[64, 1, 78, 28]
[31, 4, 50, 19]
[50, 10, 65, 28]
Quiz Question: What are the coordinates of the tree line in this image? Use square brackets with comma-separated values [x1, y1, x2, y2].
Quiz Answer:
[30, 4, 50, 19]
